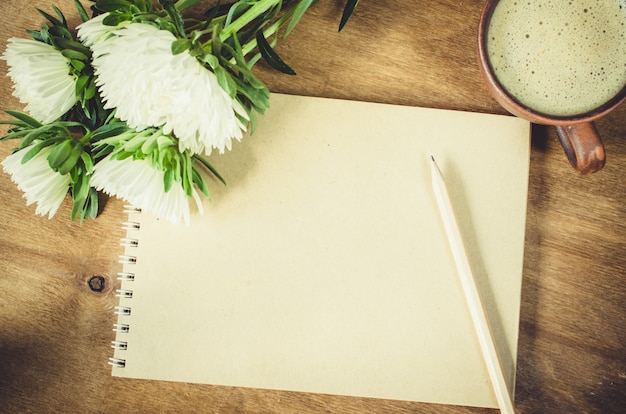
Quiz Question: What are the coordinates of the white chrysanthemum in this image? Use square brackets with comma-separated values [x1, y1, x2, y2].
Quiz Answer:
[76, 13, 124, 47]
[82, 23, 248, 156]
[90, 155, 203, 225]
[1, 38, 77, 123]
[2, 146, 71, 218]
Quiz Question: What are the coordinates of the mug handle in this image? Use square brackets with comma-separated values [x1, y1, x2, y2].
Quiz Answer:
[555, 123, 605, 175]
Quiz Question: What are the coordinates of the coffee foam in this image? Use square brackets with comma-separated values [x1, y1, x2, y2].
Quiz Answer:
[487, 0, 626, 117]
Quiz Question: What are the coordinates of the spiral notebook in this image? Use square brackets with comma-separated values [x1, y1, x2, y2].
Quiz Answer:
[110, 93, 530, 409]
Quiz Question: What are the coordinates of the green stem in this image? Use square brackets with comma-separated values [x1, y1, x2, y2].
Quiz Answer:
[219, 0, 281, 42]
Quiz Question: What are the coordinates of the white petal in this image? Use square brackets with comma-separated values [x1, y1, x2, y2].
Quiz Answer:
[1, 38, 77, 123]
[2, 146, 70, 218]
[76, 13, 125, 47]
[88, 23, 248, 156]
[90, 155, 195, 225]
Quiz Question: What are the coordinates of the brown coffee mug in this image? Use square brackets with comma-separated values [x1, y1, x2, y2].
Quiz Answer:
[477, 0, 626, 175]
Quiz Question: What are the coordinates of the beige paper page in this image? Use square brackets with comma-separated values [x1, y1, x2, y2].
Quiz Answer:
[113, 94, 530, 408]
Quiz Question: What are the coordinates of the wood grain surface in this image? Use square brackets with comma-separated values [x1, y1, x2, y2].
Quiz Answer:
[0, 1, 624, 413]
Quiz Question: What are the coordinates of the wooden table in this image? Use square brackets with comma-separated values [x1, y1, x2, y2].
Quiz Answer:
[0, 1, 624, 412]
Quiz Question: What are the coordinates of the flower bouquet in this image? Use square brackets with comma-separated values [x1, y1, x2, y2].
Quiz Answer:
[1, 0, 360, 224]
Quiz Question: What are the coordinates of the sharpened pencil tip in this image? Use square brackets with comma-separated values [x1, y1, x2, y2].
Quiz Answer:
[430, 156, 443, 179]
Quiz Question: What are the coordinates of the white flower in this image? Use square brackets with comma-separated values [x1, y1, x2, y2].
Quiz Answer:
[1, 38, 77, 123]
[76, 13, 125, 47]
[2, 146, 71, 218]
[80, 22, 248, 156]
[90, 155, 203, 225]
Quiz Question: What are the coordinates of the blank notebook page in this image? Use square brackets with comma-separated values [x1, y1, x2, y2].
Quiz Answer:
[113, 93, 530, 409]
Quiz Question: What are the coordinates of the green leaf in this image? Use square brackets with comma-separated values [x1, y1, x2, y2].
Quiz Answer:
[239, 65, 267, 90]
[72, 169, 90, 202]
[193, 154, 226, 186]
[163, 168, 174, 193]
[284, 0, 316, 37]
[339, 0, 359, 31]
[19, 128, 47, 150]
[1, 129, 31, 142]
[47, 140, 73, 171]
[103, 11, 132, 26]
[255, 30, 296, 75]
[34, 23, 52, 43]
[95, 0, 133, 12]
[51, 5, 68, 26]
[26, 29, 46, 43]
[53, 37, 91, 55]
[62, 49, 89, 61]
[171, 38, 191, 55]
[83, 78, 97, 100]
[232, 75, 270, 113]
[87, 188, 100, 219]
[70, 164, 80, 182]
[123, 134, 147, 153]
[70, 196, 83, 221]
[21, 140, 55, 164]
[111, 150, 133, 161]
[224, 1, 250, 27]
[70, 59, 86, 71]
[74, 0, 90, 22]
[159, 0, 186, 38]
[182, 157, 192, 196]
[192, 167, 210, 197]
[175, 0, 203, 11]
[141, 133, 159, 154]
[36, 8, 64, 27]
[48, 24, 73, 41]
[214, 66, 237, 98]
[4, 110, 43, 128]
[58, 142, 83, 175]
[80, 152, 94, 174]
[0, 119, 29, 128]
[91, 122, 129, 141]
[71, 186, 98, 222]
[201, 53, 220, 69]
[156, 133, 174, 150]
[247, 109, 258, 134]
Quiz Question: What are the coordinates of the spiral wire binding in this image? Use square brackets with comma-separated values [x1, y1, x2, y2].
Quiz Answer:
[120, 238, 139, 247]
[119, 255, 137, 265]
[124, 205, 142, 214]
[108, 206, 141, 369]
[115, 306, 132, 316]
[113, 323, 130, 333]
[117, 272, 135, 281]
[111, 340, 128, 350]
[122, 222, 141, 231]
[115, 289, 133, 298]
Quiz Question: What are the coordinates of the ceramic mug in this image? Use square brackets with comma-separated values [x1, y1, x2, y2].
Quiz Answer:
[477, 0, 626, 175]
